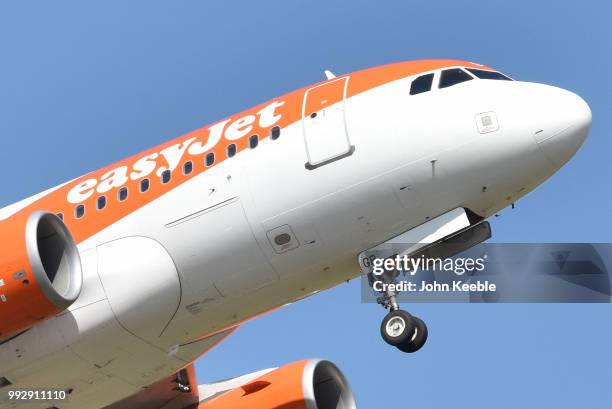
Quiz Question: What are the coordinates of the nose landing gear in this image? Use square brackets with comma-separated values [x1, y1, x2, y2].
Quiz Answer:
[361, 245, 430, 353]
[361, 247, 429, 353]
[377, 289, 428, 353]
[359, 209, 491, 353]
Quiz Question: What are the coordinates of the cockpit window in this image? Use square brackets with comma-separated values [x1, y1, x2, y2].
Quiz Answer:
[410, 73, 434, 95]
[466, 68, 512, 81]
[439, 68, 473, 89]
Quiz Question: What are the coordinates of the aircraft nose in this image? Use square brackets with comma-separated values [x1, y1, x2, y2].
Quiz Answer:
[533, 87, 592, 167]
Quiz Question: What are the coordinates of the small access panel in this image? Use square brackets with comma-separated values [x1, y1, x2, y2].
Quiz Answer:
[302, 77, 354, 169]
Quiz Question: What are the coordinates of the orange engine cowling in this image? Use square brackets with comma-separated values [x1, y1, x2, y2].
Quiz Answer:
[199, 359, 357, 409]
[0, 211, 82, 339]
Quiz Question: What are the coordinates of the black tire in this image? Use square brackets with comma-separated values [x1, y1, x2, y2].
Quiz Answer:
[397, 316, 428, 353]
[380, 310, 416, 346]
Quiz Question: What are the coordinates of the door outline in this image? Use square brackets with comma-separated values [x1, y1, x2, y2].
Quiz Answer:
[302, 76, 355, 170]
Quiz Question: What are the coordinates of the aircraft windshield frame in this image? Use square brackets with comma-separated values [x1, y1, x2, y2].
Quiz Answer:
[466, 68, 513, 81]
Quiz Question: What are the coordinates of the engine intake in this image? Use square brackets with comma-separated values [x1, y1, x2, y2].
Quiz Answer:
[304, 359, 357, 409]
[0, 211, 82, 339]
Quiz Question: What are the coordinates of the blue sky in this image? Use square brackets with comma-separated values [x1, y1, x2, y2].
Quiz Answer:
[1, 1, 611, 408]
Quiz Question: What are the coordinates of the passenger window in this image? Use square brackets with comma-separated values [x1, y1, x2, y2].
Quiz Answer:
[118, 187, 128, 202]
[75, 204, 85, 219]
[466, 68, 512, 81]
[227, 144, 237, 158]
[161, 169, 171, 184]
[410, 73, 434, 95]
[249, 134, 259, 149]
[183, 161, 193, 175]
[97, 196, 107, 210]
[439, 68, 473, 89]
[140, 178, 150, 193]
[270, 126, 281, 140]
[205, 152, 215, 167]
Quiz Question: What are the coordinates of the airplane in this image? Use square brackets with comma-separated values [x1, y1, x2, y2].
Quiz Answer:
[0, 59, 591, 409]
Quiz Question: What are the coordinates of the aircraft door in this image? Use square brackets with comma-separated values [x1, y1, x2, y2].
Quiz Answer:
[302, 77, 354, 169]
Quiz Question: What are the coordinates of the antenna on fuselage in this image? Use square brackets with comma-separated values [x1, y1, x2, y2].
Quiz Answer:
[324, 70, 336, 80]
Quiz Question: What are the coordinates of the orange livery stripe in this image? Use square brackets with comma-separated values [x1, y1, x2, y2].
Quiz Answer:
[11, 60, 491, 244]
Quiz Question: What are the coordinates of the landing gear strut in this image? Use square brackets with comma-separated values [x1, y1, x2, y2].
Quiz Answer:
[360, 243, 430, 353]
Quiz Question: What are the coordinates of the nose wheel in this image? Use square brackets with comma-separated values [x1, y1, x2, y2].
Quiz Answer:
[364, 257, 429, 353]
[381, 310, 415, 345]
[380, 309, 428, 353]
[396, 316, 428, 353]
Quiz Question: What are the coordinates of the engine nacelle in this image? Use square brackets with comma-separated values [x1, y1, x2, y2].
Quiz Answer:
[199, 359, 356, 409]
[0, 211, 82, 339]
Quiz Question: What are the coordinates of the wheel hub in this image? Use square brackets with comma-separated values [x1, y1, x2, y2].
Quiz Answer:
[385, 316, 406, 337]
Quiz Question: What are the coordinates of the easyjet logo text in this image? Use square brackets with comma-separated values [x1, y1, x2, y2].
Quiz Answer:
[67, 100, 285, 204]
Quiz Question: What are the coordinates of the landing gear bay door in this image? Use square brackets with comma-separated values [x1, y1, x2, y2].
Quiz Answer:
[358, 207, 474, 276]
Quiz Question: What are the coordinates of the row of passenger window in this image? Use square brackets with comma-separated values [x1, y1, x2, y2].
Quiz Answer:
[61, 125, 283, 220]
[409, 67, 512, 95]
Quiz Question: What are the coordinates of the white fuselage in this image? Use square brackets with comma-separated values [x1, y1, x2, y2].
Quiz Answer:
[0, 66, 591, 409]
